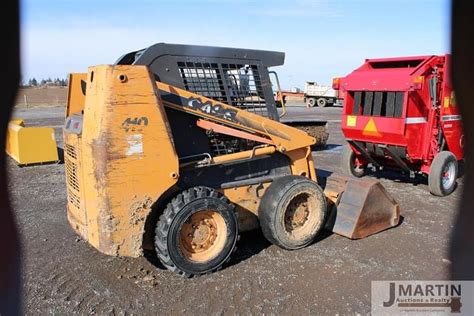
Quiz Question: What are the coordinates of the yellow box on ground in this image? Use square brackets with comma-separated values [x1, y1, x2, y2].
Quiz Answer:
[5, 119, 59, 165]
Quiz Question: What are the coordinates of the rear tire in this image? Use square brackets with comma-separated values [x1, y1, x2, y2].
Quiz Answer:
[317, 98, 327, 107]
[307, 97, 316, 107]
[428, 151, 458, 196]
[258, 176, 328, 250]
[154, 187, 238, 277]
[341, 144, 366, 177]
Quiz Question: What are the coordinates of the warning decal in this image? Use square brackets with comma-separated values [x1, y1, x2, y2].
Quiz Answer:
[362, 118, 382, 137]
[347, 115, 357, 127]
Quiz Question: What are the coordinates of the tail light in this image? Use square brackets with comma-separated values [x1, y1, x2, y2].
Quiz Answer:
[413, 76, 424, 90]
[332, 77, 341, 90]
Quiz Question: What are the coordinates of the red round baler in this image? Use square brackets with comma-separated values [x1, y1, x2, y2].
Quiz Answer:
[334, 55, 464, 196]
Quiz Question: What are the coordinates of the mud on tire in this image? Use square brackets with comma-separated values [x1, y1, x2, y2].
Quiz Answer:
[258, 176, 328, 250]
[154, 186, 238, 277]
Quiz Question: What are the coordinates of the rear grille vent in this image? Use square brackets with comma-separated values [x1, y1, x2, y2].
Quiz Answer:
[64, 144, 81, 208]
[67, 188, 81, 208]
[352, 91, 405, 118]
[65, 144, 77, 159]
[65, 159, 80, 192]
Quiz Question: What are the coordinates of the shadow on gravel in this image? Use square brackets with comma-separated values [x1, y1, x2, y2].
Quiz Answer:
[310, 229, 334, 245]
[144, 250, 167, 271]
[370, 169, 428, 187]
[226, 229, 271, 268]
[320, 144, 342, 152]
[316, 169, 333, 182]
[143, 230, 273, 272]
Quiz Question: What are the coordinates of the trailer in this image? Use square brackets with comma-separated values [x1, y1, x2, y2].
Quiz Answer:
[334, 55, 464, 196]
[274, 90, 304, 107]
[304, 82, 339, 107]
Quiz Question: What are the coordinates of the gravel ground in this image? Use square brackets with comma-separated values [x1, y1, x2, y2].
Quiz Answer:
[8, 105, 462, 314]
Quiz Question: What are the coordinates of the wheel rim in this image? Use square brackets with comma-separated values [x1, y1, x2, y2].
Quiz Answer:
[317, 99, 325, 106]
[350, 153, 364, 175]
[441, 161, 456, 190]
[283, 192, 321, 239]
[179, 210, 227, 263]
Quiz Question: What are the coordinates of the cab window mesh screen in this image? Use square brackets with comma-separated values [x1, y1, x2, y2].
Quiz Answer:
[177, 61, 268, 156]
[177, 62, 268, 118]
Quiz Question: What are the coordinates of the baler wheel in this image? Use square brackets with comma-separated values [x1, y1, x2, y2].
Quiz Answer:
[258, 176, 328, 250]
[307, 97, 316, 107]
[428, 151, 458, 196]
[341, 144, 366, 177]
[317, 98, 327, 107]
[154, 186, 238, 277]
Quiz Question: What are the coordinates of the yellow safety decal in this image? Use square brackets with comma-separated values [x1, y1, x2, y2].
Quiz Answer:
[443, 96, 450, 108]
[362, 118, 382, 137]
[347, 115, 357, 127]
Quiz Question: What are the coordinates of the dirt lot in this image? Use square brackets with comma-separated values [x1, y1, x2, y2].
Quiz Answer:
[9, 104, 462, 314]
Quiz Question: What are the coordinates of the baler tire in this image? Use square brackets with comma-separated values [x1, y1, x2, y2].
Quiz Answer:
[154, 186, 238, 277]
[258, 176, 328, 250]
[307, 98, 316, 107]
[341, 144, 365, 177]
[317, 98, 327, 107]
[428, 151, 458, 196]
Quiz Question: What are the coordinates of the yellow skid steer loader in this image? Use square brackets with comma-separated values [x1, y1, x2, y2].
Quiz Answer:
[64, 44, 399, 277]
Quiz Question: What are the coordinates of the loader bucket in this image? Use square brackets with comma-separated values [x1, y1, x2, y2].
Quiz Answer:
[323, 175, 400, 239]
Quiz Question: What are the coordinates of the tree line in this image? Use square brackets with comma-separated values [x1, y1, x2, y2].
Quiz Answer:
[22, 77, 68, 87]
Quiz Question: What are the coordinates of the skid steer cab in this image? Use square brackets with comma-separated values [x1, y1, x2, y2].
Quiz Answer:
[335, 55, 464, 196]
[64, 43, 399, 277]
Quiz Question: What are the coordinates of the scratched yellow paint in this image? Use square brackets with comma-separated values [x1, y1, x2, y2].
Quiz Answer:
[64, 66, 179, 257]
[63, 65, 325, 257]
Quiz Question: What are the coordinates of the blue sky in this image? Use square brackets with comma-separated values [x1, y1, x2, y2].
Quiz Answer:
[21, 0, 451, 89]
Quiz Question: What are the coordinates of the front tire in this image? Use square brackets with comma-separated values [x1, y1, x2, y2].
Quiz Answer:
[341, 144, 366, 177]
[258, 176, 328, 250]
[155, 187, 238, 277]
[428, 151, 458, 196]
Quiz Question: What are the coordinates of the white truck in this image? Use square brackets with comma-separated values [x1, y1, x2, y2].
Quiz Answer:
[304, 81, 339, 107]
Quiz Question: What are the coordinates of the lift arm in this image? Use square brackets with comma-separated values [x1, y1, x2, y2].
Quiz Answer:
[156, 81, 317, 180]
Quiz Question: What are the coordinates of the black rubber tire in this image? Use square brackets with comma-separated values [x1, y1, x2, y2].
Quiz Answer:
[154, 187, 238, 277]
[428, 151, 458, 196]
[317, 98, 327, 107]
[258, 176, 328, 250]
[341, 144, 365, 177]
[307, 97, 316, 107]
